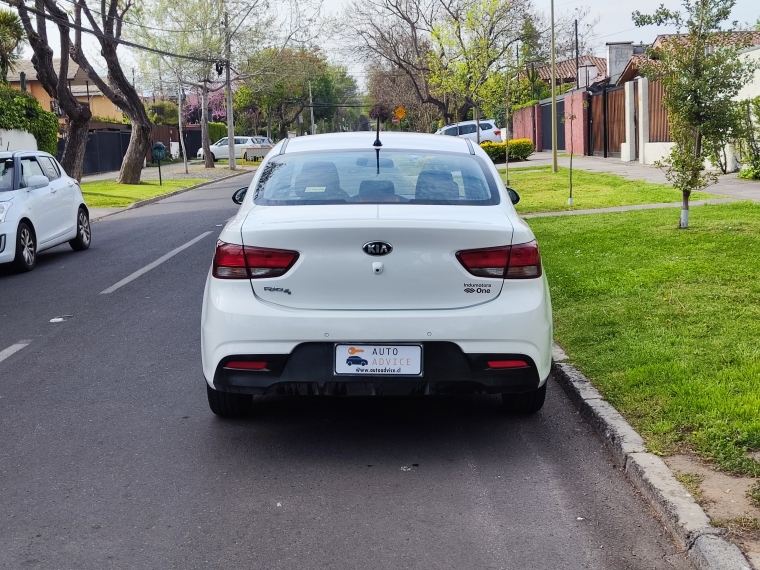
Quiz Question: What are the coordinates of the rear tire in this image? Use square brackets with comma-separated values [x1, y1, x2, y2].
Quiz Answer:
[13, 222, 36, 272]
[502, 382, 546, 414]
[69, 207, 91, 251]
[206, 384, 252, 417]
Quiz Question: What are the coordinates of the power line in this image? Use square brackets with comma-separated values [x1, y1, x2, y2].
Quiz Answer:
[54, 0, 219, 35]
[2, 0, 220, 62]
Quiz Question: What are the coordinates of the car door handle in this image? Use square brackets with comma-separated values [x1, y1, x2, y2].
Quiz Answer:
[50, 188, 57, 193]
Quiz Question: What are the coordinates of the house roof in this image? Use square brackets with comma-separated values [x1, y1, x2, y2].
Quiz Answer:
[615, 54, 651, 86]
[530, 56, 607, 83]
[615, 32, 760, 86]
[7, 59, 90, 85]
[653, 31, 760, 50]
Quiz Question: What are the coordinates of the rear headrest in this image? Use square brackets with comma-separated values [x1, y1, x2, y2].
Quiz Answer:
[294, 161, 341, 194]
[358, 180, 395, 199]
[415, 170, 460, 201]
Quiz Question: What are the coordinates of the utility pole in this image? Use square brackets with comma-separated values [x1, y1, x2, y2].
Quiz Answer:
[225, 11, 235, 170]
[505, 50, 511, 186]
[575, 19, 579, 89]
[550, 0, 558, 173]
[309, 81, 315, 135]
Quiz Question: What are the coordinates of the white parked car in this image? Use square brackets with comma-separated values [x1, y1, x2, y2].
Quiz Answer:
[0, 151, 91, 273]
[201, 132, 552, 417]
[435, 119, 503, 143]
[197, 136, 273, 161]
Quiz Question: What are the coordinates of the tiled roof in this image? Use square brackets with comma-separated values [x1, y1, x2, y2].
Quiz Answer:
[7, 59, 84, 83]
[531, 56, 607, 82]
[653, 31, 760, 49]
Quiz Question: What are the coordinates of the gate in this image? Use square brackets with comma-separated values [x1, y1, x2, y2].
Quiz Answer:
[539, 99, 565, 152]
[588, 86, 625, 158]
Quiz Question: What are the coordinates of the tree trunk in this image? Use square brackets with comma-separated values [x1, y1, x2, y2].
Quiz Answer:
[60, 116, 90, 181]
[13, 1, 92, 180]
[201, 85, 215, 169]
[118, 120, 151, 184]
[680, 190, 690, 229]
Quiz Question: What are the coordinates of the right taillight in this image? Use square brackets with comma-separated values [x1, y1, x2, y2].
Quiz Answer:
[506, 240, 542, 278]
[212, 241, 299, 279]
[456, 240, 542, 279]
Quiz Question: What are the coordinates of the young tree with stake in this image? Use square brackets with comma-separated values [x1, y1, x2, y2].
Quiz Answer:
[633, 0, 757, 228]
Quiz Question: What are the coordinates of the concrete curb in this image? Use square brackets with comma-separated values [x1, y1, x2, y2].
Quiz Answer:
[552, 353, 754, 569]
[90, 168, 251, 222]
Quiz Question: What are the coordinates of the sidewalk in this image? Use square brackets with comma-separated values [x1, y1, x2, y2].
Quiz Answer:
[82, 160, 249, 182]
[496, 152, 760, 202]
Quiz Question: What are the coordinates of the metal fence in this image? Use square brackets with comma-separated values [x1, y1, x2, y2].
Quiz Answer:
[540, 99, 565, 151]
[57, 130, 131, 175]
[648, 81, 671, 143]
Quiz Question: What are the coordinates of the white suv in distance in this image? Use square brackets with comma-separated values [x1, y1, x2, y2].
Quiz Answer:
[0, 151, 91, 272]
[435, 120, 503, 143]
[201, 132, 552, 417]
[197, 136, 271, 161]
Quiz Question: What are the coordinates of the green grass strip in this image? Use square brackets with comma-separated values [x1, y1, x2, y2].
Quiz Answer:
[530, 202, 760, 475]
[502, 166, 719, 214]
[80, 179, 207, 208]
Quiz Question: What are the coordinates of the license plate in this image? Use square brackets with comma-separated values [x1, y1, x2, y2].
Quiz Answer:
[334, 344, 423, 376]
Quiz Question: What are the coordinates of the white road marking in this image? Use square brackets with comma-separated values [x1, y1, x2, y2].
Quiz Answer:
[0, 341, 31, 364]
[100, 231, 213, 294]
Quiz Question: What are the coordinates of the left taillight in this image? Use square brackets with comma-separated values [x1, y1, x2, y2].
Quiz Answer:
[456, 240, 542, 279]
[212, 241, 299, 279]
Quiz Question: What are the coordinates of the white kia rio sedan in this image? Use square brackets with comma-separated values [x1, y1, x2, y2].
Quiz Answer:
[201, 132, 552, 417]
[0, 151, 91, 272]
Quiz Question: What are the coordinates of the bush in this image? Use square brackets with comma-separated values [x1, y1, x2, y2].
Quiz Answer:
[0, 84, 59, 154]
[480, 138, 535, 163]
[208, 121, 227, 144]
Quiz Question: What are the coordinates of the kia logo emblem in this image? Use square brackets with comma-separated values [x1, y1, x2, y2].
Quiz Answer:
[363, 241, 393, 256]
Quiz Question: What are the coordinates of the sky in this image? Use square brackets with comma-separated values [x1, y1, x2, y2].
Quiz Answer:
[17, 0, 760, 91]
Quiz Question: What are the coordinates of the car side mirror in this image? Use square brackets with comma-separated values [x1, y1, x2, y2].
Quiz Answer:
[232, 187, 248, 204]
[507, 187, 520, 205]
[26, 174, 50, 189]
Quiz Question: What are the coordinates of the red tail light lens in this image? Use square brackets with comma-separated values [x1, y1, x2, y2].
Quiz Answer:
[212, 241, 299, 279]
[224, 361, 268, 370]
[244, 247, 300, 278]
[493, 130, 501, 136]
[456, 240, 541, 279]
[456, 246, 510, 278]
[488, 360, 528, 369]
[212, 242, 248, 279]
[506, 240, 542, 278]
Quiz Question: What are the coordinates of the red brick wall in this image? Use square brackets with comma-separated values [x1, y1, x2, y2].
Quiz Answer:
[512, 104, 542, 151]
[563, 91, 589, 155]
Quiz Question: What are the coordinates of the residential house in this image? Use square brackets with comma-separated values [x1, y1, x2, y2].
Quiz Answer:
[7, 59, 123, 124]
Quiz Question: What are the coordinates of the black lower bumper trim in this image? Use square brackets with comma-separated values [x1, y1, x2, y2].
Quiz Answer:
[213, 342, 541, 396]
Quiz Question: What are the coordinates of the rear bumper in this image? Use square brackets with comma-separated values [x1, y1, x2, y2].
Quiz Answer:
[202, 271, 553, 387]
[213, 342, 541, 395]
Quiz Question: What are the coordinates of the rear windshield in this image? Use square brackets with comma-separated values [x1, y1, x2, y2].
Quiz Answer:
[252, 150, 500, 205]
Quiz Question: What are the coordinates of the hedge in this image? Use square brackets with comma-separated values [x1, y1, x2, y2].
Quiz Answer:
[208, 122, 227, 143]
[0, 84, 59, 154]
[480, 139, 534, 163]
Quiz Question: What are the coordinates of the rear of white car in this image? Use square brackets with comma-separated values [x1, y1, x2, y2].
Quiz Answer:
[201, 132, 552, 417]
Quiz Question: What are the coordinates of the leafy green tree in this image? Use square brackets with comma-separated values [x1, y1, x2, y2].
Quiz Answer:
[427, 0, 528, 137]
[0, 9, 23, 83]
[633, 0, 758, 228]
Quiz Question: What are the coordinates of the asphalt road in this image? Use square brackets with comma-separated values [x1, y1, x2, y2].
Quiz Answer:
[0, 174, 691, 570]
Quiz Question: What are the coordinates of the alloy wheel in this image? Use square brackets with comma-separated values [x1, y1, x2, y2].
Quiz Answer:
[78, 211, 91, 246]
[20, 227, 35, 266]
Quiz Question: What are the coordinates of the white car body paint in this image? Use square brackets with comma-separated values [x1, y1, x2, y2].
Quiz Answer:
[201, 132, 552, 390]
[0, 151, 86, 266]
